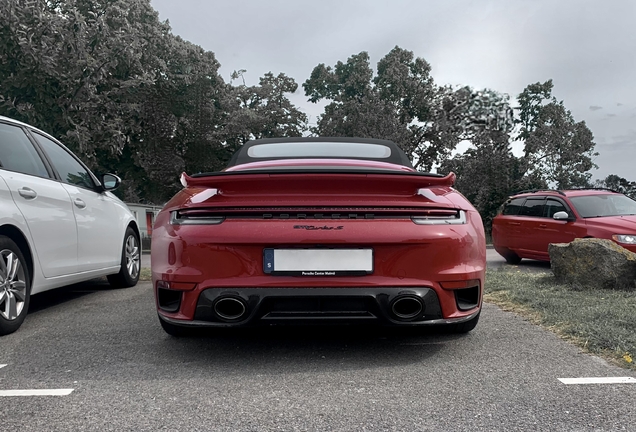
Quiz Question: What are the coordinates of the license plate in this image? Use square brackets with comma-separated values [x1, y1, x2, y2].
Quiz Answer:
[263, 248, 373, 276]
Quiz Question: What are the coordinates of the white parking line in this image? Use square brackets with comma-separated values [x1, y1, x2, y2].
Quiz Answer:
[0, 389, 74, 397]
[0, 365, 75, 396]
[558, 377, 636, 385]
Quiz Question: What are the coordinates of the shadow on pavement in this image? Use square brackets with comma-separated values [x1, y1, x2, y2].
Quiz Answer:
[28, 278, 112, 314]
[493, 259, 552, 273]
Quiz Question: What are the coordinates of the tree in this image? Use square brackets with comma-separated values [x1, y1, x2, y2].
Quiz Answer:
[517, 80, 554, 140]
[443, 79, 599, 232]
[0, 0, 232, 204]
[594, 175, 636, 199]
[303, 46, 513, 170]
[439, 129, 546, 234]
[223, 71, 308, 150]
[115, 33, 228, 203]
[304, 48, 443, 169]
[0, 0, 172, 157]
[517, 80, 598, 189]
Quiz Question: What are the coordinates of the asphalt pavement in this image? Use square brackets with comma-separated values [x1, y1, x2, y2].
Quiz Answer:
[1, 268, 634, 431]
[486, 247, 552, 273]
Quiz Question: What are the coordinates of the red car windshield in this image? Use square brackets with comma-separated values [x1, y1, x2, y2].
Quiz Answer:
[569, 194, 636, 218]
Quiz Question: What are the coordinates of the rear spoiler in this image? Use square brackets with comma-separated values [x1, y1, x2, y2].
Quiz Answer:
[181, 170, 456, 191]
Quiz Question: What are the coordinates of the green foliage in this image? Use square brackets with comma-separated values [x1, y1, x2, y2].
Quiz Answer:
[0, 0, 307, 204]
[304, 47, 440, 169]
[441, 80, 599, 231]
[304, 52, 374, 103]
[516, 79, 554, 140]
[225, 71, 307, 147]
[304, 47, 515, 171]
[0, 0, 184, 202]
[127, 34, 227, 203]
[517, 81, 598, 189]
[0, 0, 169, 156]
[594, 175, 636, 199]
[374, 47, 433, 123]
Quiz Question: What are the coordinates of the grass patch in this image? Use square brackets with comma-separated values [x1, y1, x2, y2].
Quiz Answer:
[139, 268, 152, 282]
[485, 269, 636, 369]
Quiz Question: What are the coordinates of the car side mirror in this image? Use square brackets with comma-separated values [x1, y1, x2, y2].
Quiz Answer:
[553, 211, 573, 221]
[101, 173, 121, 191]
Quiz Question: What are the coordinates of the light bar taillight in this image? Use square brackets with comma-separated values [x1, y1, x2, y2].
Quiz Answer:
[411, 210, 466, 225]
[170, 210, 225, 225]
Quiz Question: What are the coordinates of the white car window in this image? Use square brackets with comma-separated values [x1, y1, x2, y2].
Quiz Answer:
[0, 123, 49, 178]
[32, 132, 96, 190]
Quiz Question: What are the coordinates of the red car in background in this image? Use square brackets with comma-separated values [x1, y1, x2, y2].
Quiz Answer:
[492, 189, 636, 263]
[151, 138, 485, 336]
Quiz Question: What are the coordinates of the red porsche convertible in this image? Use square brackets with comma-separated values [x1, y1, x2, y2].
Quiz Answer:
[151, 138, 485, 336]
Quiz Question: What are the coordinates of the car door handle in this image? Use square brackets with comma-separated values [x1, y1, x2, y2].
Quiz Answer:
[18, 187, 37, 199]
[74, 198, 86, 209]
[539, 224, 547, 228]
[508, 222, 521, 226]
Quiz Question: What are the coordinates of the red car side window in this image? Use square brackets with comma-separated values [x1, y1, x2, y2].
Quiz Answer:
[502, 197, 525, 215]
[519, 198, 545, 217]
[544, 199, 568, 218]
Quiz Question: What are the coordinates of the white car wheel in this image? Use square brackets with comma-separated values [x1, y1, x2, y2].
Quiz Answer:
[0, 236, 31, 336]
[107, 227, 140, 288]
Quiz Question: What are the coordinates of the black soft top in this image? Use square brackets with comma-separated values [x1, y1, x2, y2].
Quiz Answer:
[226, 137, 414, 168]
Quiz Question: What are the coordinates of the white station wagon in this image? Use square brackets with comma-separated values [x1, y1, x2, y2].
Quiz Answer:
[0, 116, 140, 335]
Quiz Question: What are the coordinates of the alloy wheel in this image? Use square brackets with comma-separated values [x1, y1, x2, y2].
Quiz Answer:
[125, 235, 140, 279]
[0, 249, 27, 321]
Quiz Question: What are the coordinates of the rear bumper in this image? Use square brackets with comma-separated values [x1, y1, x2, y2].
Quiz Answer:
[157, 286, 481, 328]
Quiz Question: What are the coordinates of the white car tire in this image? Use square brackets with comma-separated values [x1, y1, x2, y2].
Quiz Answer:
[0, 236, 31, 336]
[107, 227, 140, 288]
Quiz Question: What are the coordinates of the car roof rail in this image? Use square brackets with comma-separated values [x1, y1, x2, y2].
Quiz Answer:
[565, 187, 619, 193]
[514, 189, 566, 196]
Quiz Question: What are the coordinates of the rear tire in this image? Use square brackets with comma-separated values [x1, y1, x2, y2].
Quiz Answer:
[0, 236, 31, 336]
[504, 252, 522, 265]
[107, 227, 140, 288]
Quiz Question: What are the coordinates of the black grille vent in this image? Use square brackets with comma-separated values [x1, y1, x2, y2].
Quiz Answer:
[177, 207, 457, 220]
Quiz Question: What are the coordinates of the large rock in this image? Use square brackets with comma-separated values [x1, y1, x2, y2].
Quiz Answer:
[549, 238, 636, 290]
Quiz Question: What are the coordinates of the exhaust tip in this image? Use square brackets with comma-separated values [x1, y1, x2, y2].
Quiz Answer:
[391, 296, 424, 320]
[214, 297, 247, 321]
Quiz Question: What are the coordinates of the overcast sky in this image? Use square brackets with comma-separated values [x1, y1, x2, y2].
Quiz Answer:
[151, 0, 635, 181]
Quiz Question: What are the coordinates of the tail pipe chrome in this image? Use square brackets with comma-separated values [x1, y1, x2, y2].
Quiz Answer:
[390, 295, 424, 321]
[214, 297, 248, 321]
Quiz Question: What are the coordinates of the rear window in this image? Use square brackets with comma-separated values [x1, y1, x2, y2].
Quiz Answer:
[226, 138, 414, 168]
[247, 142, 392, 159]
[570, 194, 636, 218]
